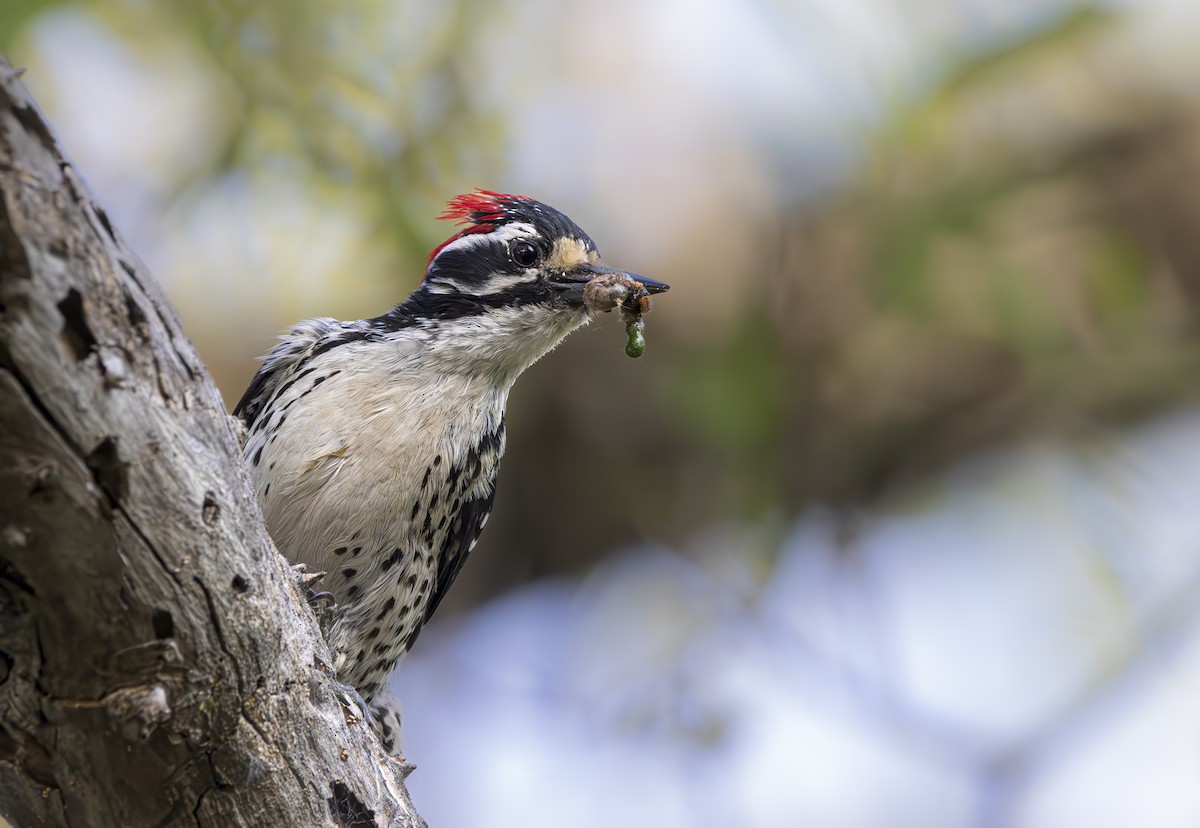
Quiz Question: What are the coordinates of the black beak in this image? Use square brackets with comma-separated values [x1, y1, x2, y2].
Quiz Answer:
[550, 265, 670, 305]
[626, 273, 670, 295]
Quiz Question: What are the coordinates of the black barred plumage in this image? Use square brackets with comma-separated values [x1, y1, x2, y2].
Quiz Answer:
[234, 191, 667, 754]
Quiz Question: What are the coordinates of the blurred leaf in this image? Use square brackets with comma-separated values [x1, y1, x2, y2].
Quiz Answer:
[886, 4, 1120, 152]
[1086, 225, 1149, 335]
[866, 173, 1025, 317]
[665, 311, 788, 460]
[0, 0, 65, 53]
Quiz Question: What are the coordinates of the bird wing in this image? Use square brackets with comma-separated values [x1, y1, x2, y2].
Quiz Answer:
[233, 318, 374, 427]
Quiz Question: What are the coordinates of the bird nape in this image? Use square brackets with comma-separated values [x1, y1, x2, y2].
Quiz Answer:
[233, 190, 668, 753]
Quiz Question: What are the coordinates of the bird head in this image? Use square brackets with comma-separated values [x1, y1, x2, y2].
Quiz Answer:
[386, 190, 667, 382]
[414, 190, 666, 317]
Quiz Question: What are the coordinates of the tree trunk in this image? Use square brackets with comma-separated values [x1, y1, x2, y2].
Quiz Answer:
[0, 56, 422, 828]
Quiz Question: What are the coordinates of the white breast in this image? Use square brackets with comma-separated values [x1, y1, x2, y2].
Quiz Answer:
[251, 339, 502, 562]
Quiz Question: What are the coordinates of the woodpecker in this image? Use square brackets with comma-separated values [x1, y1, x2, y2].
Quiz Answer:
[233, 191, 668, 751]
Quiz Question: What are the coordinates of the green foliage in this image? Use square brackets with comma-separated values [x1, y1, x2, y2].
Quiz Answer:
[7, 0, 506, 279]
[0, 0, 61, 50]
[1086, 226, 1149, 334]
[883, 5, 1120, 154]
[666, 311, 788, 458]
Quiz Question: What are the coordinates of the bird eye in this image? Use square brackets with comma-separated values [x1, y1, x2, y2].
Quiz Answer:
[510, 240, 541, 268]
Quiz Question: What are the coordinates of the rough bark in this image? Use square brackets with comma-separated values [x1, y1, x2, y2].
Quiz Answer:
[0, 56, 422, 828]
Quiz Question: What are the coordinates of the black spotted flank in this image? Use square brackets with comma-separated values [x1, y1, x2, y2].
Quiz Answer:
[334, 546, 348, 556]
[478, 427, 503, 458]
[419, 485, 497, 640]
[381, 548, 403, 572]
[402, 625, 422, 652]
[374, 597, 396, 620]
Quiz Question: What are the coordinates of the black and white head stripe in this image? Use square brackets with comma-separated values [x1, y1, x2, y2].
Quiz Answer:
[375, 190, 603, 324]
[426, 190, 598, 270]
[424, 221, 543, 296]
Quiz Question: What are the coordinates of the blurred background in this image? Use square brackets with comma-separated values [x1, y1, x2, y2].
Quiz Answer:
[6, 0, 1200, 824]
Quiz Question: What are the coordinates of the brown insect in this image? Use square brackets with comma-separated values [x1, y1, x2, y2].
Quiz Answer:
[583, 273, 657, 358]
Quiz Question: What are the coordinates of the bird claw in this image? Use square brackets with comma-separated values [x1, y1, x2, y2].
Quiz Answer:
[329, 684, 408, 760]
[306, 588, 337, 640]
[332, 681, 373, 726]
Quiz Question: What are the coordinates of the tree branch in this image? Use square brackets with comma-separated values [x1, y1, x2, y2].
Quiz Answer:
[0, 56, 422, 828]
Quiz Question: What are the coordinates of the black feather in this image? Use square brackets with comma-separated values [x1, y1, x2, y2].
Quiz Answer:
[420, 485, 495, 631]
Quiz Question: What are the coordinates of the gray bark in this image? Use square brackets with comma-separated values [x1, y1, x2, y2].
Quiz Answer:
[0, 56, 423, 827]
